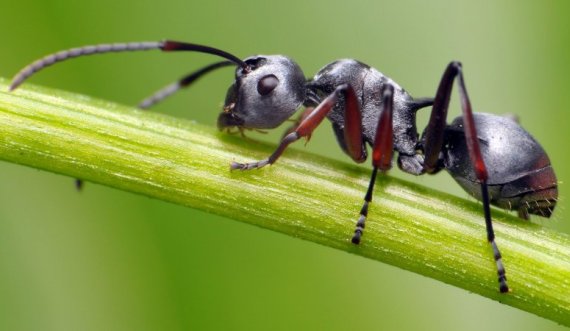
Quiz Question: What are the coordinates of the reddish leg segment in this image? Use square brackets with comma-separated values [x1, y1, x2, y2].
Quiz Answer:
[342, 85, 366, 163]
[281, 107, 315, 139]
[422, 62, 508, 293]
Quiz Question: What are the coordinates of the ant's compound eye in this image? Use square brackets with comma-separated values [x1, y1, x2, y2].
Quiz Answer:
[257, 74, 279, 95]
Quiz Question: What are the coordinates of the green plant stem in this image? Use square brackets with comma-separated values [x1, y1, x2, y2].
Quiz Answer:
[0, 78, 569, 326]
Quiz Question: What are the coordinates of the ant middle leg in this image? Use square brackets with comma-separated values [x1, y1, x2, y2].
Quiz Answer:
[351, 84, 395, 244]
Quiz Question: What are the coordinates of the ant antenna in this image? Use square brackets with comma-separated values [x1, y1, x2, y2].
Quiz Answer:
[9, 40, 248, 91]
[139, 60, 234, 109]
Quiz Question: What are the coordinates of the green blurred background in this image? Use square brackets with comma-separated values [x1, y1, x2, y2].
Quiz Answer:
[1, 0, 569, 330]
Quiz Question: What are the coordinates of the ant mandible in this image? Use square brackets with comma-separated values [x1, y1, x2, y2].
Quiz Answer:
[10, 40, 559, 293]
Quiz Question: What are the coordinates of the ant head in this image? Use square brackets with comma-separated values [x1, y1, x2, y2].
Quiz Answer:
[218, 55, 306, 130]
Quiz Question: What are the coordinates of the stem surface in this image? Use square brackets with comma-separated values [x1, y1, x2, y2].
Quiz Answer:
[0, 78, 569, 326]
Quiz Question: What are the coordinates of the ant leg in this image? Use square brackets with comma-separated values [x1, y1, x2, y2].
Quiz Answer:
[281, 107, 315, 139]
[341, 85, 367, 163]
[231, 84, 355, 170]
[138, 61, 234, 109]
[423, 62, 508, 293]
[352, 84, 395, 244]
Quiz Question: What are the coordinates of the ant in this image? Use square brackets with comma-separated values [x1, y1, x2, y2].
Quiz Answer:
[9, 40, 558, 293]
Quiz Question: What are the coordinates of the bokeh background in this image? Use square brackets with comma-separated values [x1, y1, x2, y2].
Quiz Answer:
[1, 1, 569, 330]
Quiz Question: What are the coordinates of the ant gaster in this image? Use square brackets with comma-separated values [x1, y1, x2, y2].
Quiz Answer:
[10, 40, 559, 293]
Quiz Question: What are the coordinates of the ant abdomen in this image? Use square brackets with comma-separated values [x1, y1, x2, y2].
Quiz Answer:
[444, 113, 557, 218]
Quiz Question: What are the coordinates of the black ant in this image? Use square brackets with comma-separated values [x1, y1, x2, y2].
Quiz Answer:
[9, 40, 558, 293]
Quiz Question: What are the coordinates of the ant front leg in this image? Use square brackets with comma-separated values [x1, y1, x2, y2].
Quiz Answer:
[281, 107, 315, 139]
[423, 62, 508, 293]
[231, 84, 354, 170]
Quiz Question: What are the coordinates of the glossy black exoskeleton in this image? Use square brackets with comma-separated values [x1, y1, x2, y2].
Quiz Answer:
[10, 40, 558, 293]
